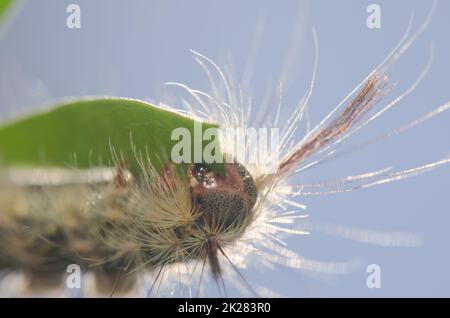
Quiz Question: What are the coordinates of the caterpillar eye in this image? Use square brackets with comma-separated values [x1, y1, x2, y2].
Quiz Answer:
[191, 163, 216, 188]
[189, 162, 258, 229]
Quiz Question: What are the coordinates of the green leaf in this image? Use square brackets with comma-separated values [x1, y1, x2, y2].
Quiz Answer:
[0, 98, 225, 177]
[0, 0, 13, 22]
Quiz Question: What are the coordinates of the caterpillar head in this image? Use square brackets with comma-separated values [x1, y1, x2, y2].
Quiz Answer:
[189, 162, 258, 229]
[188, 161, 258, 278]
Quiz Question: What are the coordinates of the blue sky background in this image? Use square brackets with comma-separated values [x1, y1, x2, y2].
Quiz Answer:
[0, 0, 449, 297]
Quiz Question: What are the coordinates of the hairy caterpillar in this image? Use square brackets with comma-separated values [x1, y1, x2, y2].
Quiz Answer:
[0, 2, 449, 297]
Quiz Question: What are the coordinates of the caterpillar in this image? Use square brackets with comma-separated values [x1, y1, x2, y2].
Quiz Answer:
[0, 2, 449, 297]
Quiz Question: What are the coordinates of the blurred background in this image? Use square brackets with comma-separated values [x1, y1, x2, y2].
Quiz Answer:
[0, 0, 449, 297]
